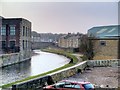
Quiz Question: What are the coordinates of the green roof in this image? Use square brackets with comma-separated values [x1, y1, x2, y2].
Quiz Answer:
[88, 25, 120, 39]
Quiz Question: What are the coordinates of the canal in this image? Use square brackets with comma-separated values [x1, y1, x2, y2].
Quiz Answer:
[0, 50, 70, 85]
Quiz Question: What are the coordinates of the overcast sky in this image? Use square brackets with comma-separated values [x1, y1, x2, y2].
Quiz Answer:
[1, 1, 119, 34]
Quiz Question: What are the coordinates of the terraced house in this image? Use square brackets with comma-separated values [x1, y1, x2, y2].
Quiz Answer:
[88, 25, 120, 60]
[58, 33, 82, 52]
[0, 16, 31, 60]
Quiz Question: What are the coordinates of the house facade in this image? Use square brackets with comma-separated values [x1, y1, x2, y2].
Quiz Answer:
[0, 16, 31, 60]
[88, 25, 120, 60]
[58, 33, 81, 49]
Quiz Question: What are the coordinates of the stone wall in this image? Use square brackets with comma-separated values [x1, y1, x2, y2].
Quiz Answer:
[11, 61, 87, 90]
[92, 39, 119, 60]
[87, 59, 119, 67]
[48, 61, 87, 83]
[0, 53, 31, 67]
[32, 42, 55, 49]
[11, 59, 119, 90]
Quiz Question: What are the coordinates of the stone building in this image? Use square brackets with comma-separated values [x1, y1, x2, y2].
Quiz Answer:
[88, 25, 120, 60]
[0, 16, 31, 60]
[58, 33, 82, 49]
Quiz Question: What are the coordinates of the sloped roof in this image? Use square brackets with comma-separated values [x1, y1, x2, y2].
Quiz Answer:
[60, 34, 82, 39]
[88, 25, 120, 39]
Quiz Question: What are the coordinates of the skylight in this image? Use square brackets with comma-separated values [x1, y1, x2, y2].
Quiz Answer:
[96, 28, 108, 34]
[107, 27, 116, 33]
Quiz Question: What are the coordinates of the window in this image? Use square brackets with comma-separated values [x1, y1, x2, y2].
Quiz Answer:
[26, 27, 27, 36]
[100, 41, 106, 46]
[0, 25, 6, 35]
[26, 40, 27, 49]
[23, 26, 25, 36]
[74, 84, 81, 89]
[55, 81, 65, 88]
[10, 41, 15, 49]
[23, 40, 24, 50]
[83, 83, 94, 90]
[10, 25, 16, 35]
[2, 41, 6, 48]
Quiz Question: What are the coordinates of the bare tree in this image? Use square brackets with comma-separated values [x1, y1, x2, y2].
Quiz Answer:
[79, 35, 94, 60]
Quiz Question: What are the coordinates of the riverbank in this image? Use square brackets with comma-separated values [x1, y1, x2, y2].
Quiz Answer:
[1, 49, 79, 89]
[42, 49, 78, 64]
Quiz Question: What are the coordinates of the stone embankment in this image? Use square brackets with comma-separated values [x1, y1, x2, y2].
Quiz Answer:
[0, 53, 31, 67]
[11, 59, 119, 90]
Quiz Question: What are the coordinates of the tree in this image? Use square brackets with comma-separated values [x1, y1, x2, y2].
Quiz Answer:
[79, 35, 94, 60]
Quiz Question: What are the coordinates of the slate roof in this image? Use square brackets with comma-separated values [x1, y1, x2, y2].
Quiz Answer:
[88, 25, 120, 39]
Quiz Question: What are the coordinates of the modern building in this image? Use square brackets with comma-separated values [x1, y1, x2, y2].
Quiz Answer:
[58, 33, 82, 49]
[88, 25, 120, 60]
[0, 16, 31, 60]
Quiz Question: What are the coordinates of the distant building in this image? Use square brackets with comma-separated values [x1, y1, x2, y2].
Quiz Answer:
[58, 33, 82, 49]
[0, 16, 31, 60]
[88, 25, 120, 60]
[31, 31, 65, 49]
[32, 31, 41, 42]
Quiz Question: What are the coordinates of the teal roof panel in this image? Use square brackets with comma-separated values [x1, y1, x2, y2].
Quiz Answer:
[88, 25, 120, 39]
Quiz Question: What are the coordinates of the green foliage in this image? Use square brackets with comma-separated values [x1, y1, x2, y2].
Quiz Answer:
[81, 55, 88, 61]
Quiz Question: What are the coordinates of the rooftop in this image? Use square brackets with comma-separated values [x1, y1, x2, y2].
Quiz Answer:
[60, 33, 82, 39]
[88, 25, 120, 39]
[1, 16, 31, 23]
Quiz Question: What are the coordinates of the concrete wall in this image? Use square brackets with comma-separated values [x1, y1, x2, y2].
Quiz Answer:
[92, 39, 119, 60]
[32, 42, 55, 49]
[87, 59, 119, 67]
[8, 59, 120, 90]
[0, 53, 31, 67]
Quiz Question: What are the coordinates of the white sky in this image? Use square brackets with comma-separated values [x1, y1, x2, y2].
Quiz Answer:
[0, 0, 119, 34]
[1, 0, 120, 2]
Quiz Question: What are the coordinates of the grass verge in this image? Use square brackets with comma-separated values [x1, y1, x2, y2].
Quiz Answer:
[1, 49, 78, 89]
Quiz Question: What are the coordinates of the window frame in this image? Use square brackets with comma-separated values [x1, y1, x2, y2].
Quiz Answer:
[100, 41, 106, 46]
[0, 25, 6, 35]
[10, 25, 16, 35]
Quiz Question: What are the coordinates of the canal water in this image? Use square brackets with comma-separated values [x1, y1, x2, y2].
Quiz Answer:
[0, 50, 70, 85]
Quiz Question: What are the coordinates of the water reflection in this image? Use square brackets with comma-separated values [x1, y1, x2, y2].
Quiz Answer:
[1, 50, 70, 85]
[1, 60, 31, 85]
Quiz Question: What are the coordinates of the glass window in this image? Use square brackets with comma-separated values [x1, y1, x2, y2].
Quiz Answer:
[74, 84, 81, 89]
[83, 83, 94, 90]
[10, 25, 16, 35]
[26, 40, 27, 49]
[55, 81, 65, 88]
[26, 27, 27, 36]
[23, 40, 24, 50]
[64, 85, 73, 88]
[10, 41, 15, 48]
[100, 41, 106, 46]
[2, 41, 6, 48]
[23, 26, 25, 36]
[0, 25, 6, 35]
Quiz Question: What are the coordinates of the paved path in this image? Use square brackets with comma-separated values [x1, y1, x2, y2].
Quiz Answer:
[72, 53, 83, 64]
